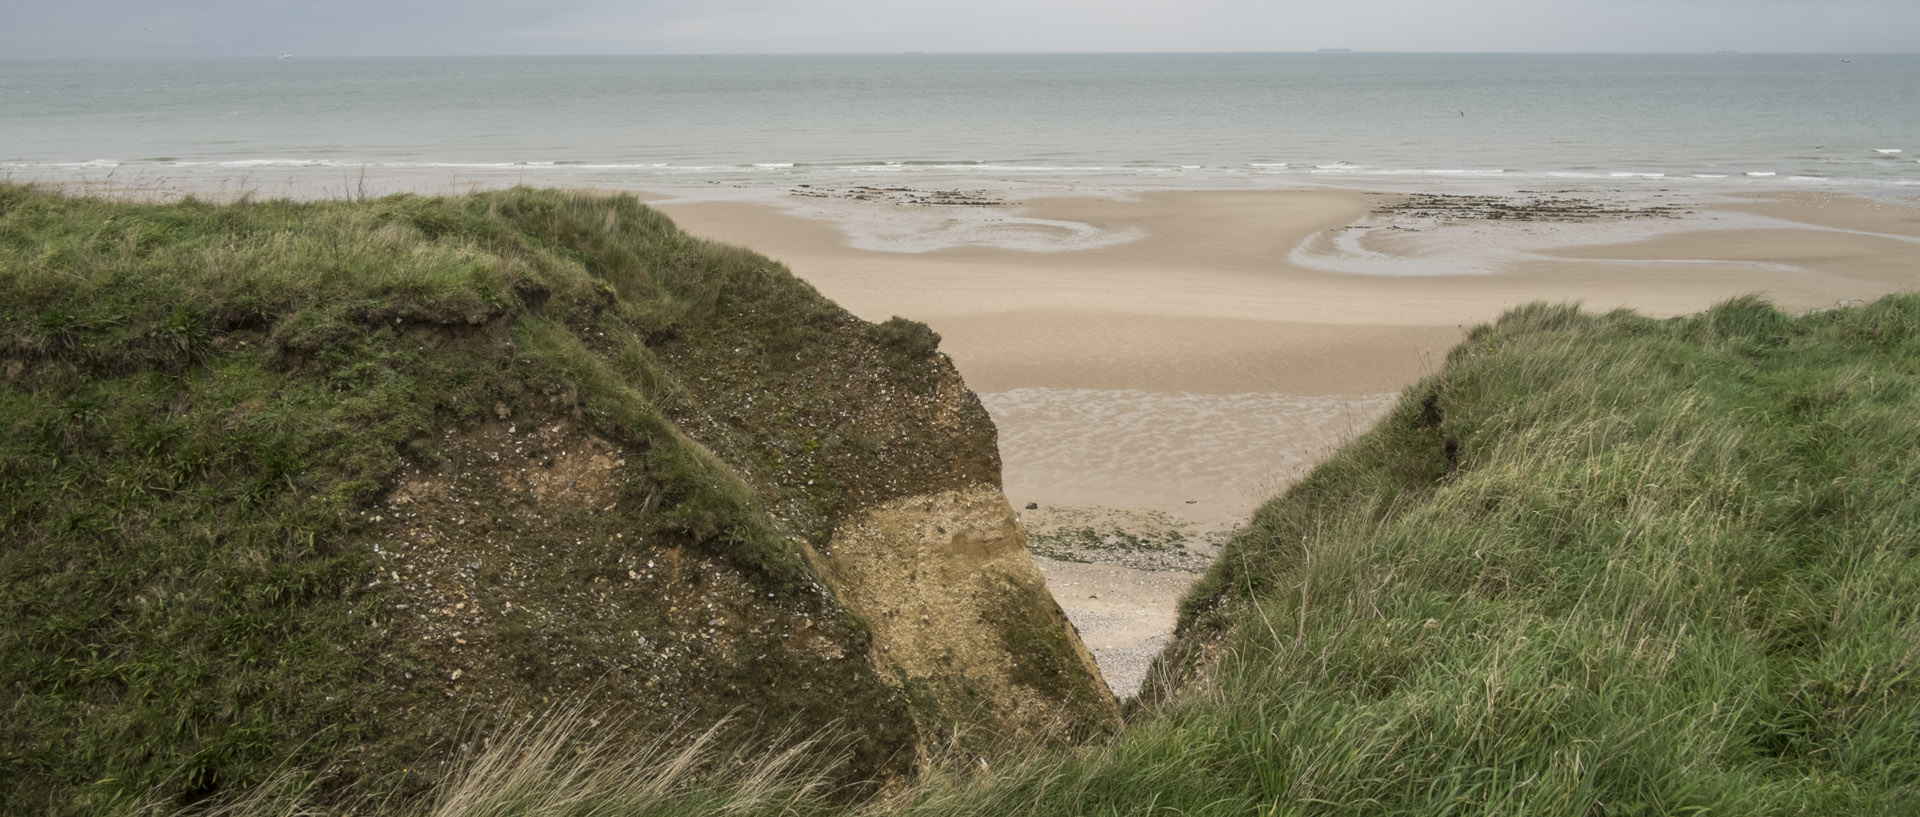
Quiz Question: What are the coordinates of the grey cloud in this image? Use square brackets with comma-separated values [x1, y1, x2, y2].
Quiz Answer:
[2, 0, 1915, 58]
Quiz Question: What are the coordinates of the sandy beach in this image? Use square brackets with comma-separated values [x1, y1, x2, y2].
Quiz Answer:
[656, 188, 1920, 523]
[652, 185, 1920, 696]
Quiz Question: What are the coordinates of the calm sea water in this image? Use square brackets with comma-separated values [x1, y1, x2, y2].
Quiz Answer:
[4, 53, 1918, 192]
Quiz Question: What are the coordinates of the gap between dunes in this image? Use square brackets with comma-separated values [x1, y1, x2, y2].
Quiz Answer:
[660, 186, 1920, 697]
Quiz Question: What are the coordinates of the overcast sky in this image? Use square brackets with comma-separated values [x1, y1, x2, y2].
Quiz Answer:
[5, 0, 1918, 59]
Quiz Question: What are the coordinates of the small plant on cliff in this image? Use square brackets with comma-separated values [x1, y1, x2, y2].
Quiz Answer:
[872, 316, 941, 360]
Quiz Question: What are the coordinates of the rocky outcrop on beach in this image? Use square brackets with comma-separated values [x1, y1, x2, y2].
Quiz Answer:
[789, 185, 1006, 206]
[1370, 191, 1687, 223]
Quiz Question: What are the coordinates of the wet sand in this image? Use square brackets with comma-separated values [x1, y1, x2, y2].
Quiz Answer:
[653, 187, 1920, 696]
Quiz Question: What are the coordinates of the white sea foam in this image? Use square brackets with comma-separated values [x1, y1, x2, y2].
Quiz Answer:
[1745, 171, 1777, 177]
[1875, 148, 1904, 154]
[826, 161, 1112, 173]
[488, 162, 663, 170]
[1610, 171, 1666, 178]
[939, 164, 1111, 173]
[217, 159, 355, 167]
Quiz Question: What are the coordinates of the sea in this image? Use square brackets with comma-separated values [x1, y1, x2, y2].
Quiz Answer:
[4, 52, 1919, 198]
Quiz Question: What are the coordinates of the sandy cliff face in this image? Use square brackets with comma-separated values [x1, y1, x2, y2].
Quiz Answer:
[648, 290, 1120, 763]
[824, 485, 1117, 758]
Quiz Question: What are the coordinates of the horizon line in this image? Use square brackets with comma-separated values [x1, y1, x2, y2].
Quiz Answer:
[5, 48, 1918, 62]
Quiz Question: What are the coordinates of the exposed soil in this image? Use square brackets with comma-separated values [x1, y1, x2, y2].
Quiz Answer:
[362, 415, 916, 782]
[824, 486, 1119, 756]
[641, 264, 1119, 760]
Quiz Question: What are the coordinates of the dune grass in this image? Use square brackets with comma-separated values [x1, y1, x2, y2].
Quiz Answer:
[113, 707, 846, 817]
[898, 295, 1920, 816]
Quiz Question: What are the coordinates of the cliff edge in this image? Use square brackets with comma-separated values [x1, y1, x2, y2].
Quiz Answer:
[0, 185, 1114, 814]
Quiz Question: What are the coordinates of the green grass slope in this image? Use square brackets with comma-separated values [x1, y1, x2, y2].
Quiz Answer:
[0, 184, 1037, 814]
[900, 295, 1920, 816]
